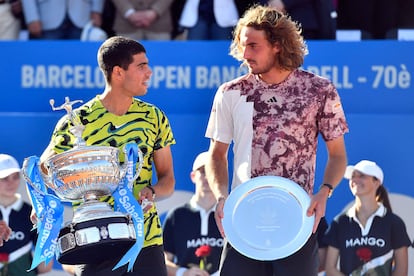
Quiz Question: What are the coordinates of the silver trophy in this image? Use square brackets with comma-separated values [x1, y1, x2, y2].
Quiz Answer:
[222, 176, 315, 261]
[24, 97, 143, 264]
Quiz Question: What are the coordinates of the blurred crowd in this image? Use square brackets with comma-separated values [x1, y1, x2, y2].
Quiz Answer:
[0, 0, 413, 42]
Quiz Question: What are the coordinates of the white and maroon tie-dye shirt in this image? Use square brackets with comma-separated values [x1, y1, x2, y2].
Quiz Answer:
[205, 69, 349, 194]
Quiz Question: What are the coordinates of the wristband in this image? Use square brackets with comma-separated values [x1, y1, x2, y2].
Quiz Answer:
[319, 183, 334, 198]
[146, 185, 156, 200]
[217, 196, 226, 203]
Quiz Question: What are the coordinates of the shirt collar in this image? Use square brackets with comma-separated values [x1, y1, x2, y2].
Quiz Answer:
[346, 203, 386, 236]
[11, 194, 23, 211]
[189, 196, 216, 214]
[346, 202, 386, 219]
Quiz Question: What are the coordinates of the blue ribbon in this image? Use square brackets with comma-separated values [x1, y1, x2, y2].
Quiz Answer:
[24, 156, 47, 221]
[24, 156, 64, 270]
[111, 143, 144, 272]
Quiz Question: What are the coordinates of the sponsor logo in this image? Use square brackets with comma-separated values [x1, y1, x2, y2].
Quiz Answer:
[187, 237, 224, 248]
[346, 236, 385, 248]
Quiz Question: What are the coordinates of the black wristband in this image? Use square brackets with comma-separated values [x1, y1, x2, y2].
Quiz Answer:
[146, 185, 156, 199]
[217, 196, 226, 203]
[319, 183, 334, 198]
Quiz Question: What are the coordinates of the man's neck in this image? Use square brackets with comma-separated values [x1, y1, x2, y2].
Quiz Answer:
[99, 90, 132, 116]
[258, 68, 293, 85]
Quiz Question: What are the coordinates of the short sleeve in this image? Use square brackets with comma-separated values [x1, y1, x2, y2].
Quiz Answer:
[318, 83, 349, 141]
[162, 209, 177, 254]
[322, 216, 341, 249]
[391, 214, 412, 249]
[154, 107, 176, 150]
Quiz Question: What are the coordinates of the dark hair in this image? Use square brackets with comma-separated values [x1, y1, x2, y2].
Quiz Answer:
[230, 5, 308, 71]
[376, 183, 392, 212]
[97, 36, 146, 82]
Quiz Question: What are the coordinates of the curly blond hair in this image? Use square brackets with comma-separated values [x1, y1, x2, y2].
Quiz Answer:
[230, 5, 308, 71]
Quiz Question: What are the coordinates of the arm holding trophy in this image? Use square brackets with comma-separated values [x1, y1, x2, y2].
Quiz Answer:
[205, 140, 230, 238]
[306, 136, 347, 233]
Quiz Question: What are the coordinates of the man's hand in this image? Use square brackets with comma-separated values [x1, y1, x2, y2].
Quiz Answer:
[307, 190, 329, 233]
[30, 207, 38, 225]
[139, 186, 156, 213]
[214, 197, 226, 238]
[28, 21, 42, 37]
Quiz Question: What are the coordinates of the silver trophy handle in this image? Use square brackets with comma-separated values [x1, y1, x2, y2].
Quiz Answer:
[22, 158, 45, 196]
[21, 157, 49, 224]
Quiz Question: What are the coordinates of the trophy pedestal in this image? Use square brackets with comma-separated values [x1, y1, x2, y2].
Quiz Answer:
[57, 200, 137, 264]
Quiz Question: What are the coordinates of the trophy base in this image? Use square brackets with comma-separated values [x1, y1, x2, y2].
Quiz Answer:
[57, 215, 136, 264]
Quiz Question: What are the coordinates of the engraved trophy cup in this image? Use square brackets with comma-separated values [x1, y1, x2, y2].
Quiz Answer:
[23, 97, 144, 265]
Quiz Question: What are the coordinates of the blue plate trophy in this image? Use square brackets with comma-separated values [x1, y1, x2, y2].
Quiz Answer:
[23, 97, 145, 272]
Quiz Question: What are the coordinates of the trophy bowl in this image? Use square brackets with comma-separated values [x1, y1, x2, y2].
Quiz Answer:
[42, 145, 125, 201]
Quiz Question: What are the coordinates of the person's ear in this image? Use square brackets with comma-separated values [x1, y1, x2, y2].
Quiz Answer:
[190, 171, 196, 184]
[374, 177, 381, 188]
[112, 65, 123, 80]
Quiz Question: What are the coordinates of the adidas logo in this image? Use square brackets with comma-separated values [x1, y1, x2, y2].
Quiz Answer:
[267, 97, 277, 103]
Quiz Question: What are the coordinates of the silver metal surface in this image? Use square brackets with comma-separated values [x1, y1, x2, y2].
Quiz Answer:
[58, 220, 136, 254]
[42, 145, 125, 201]
[222, 176, 314, 261]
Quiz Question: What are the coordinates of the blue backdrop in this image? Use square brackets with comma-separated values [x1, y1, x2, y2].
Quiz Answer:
[0, 40, 413, 225]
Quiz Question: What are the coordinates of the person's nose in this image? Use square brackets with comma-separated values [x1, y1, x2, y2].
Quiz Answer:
[243, 49, 250, 60]
[146, 68, 152, 79]
[242, 46, 251, 60]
